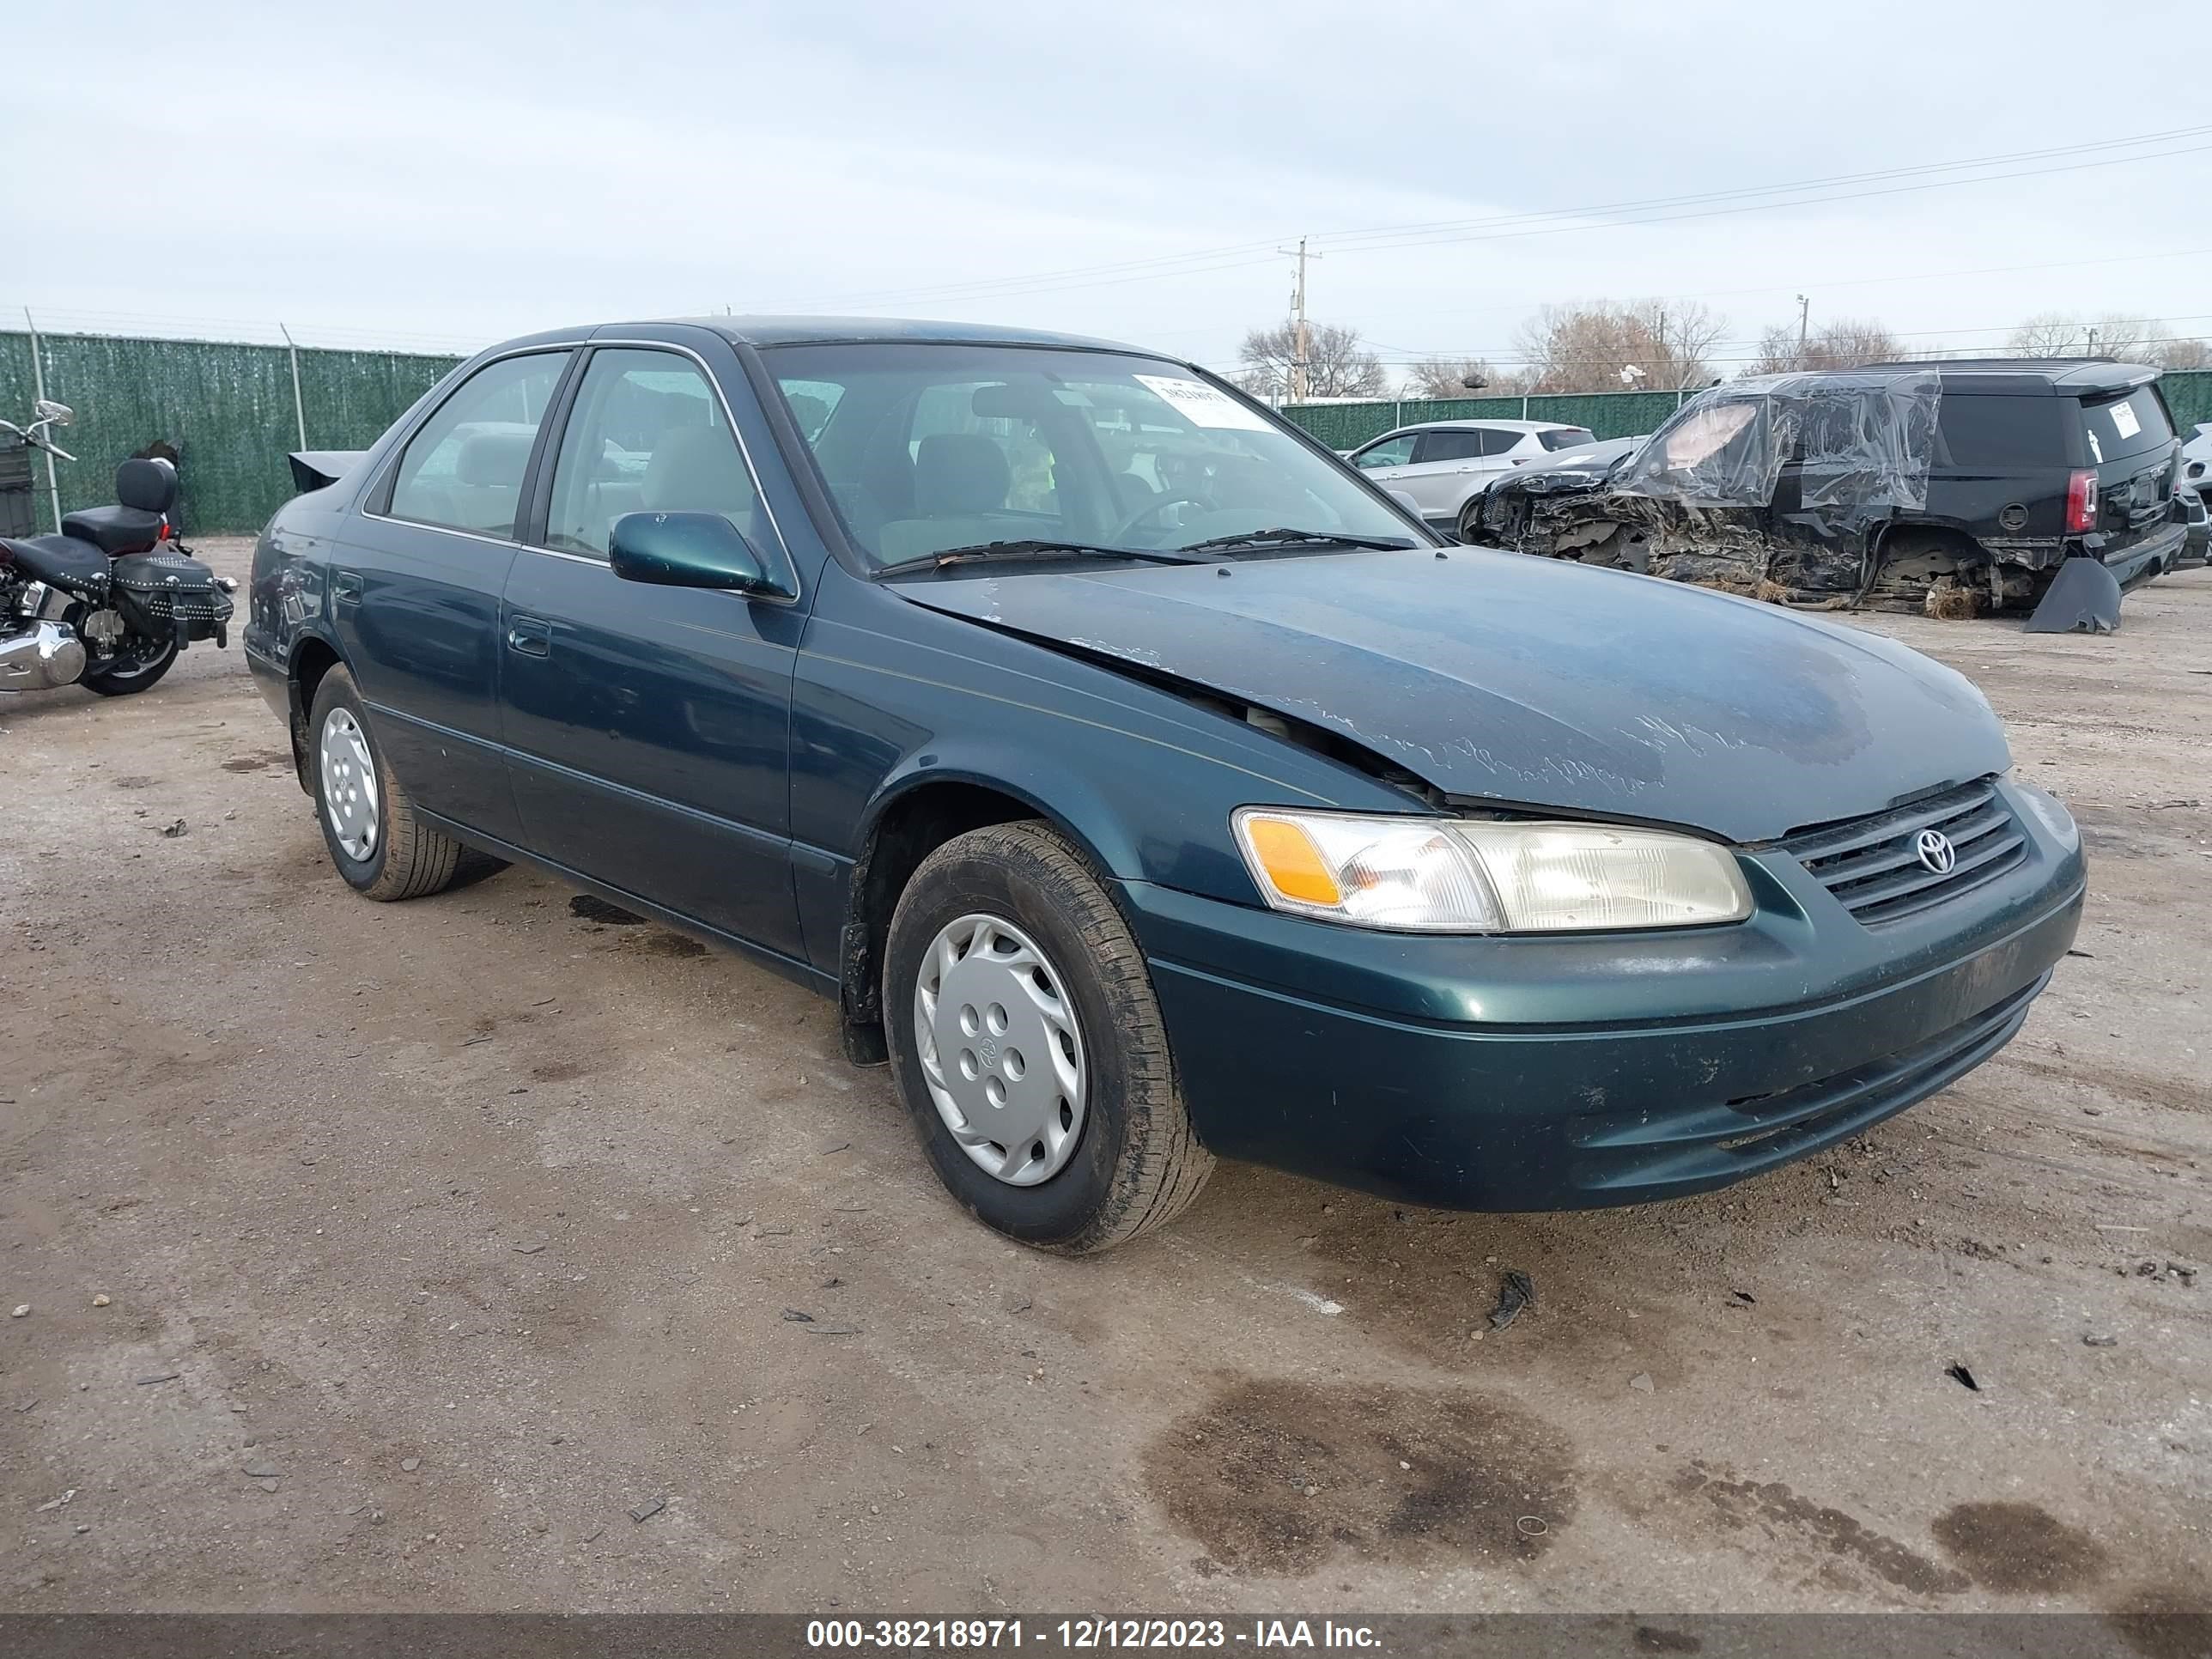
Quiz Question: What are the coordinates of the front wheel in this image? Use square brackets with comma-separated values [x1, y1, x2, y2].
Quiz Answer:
[1455, 495, 1487, 545]
[884, 821, 1212, 1253]
[78, 633, 179, 696]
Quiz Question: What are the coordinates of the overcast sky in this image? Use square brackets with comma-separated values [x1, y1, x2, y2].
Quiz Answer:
[7, 0, 2205, 373]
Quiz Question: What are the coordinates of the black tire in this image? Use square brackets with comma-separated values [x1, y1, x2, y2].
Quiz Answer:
[307, 665, 499, 901]
[78, 634, 179, 696]
[1455, 494, 1487, 545]
[884, 820, 1212, 1254]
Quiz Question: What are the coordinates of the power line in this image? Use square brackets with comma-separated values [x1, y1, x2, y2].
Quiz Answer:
[1342, 246, 2212, 327]
[1304, 125, 2212, 253]
[805, 125, 2212, 311]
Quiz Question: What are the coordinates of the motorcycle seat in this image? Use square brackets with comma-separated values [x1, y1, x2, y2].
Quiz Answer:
[59, 504, 164, 556]
[0, 533, 112, 589]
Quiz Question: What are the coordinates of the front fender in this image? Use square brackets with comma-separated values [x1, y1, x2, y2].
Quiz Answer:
[857, 742, 1146, 883]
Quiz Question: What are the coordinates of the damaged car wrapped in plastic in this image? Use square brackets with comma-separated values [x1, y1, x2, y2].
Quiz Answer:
[1470, 360, 2188, 625]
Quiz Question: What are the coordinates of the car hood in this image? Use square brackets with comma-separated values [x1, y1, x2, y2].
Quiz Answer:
[891, 548, 2011, 842]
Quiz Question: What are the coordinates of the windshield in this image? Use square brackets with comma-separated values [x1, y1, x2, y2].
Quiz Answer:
[763, 343, 1421, 567]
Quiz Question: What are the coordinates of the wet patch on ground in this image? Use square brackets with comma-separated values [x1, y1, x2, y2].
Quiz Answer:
[1675, 1462, 1968, 1598]
[1931, 1500, 2111, 1594]
[1143, 1376, 1574, 1577]
[568, 895, 645, 925]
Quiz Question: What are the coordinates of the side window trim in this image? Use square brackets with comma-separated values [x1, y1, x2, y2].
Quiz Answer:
[519, 347, 598, 548]
[365, 347, 574, 542]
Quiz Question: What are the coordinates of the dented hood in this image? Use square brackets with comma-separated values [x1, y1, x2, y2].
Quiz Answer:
[890, 548, 2011, 842]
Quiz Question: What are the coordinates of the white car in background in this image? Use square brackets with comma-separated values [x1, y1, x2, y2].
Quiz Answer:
[1342, 419, 1597, 531]
[2182, 422, 2211, 511]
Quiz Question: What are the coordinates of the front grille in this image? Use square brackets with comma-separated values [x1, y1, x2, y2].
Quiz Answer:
[1783, 775, 2025, 924]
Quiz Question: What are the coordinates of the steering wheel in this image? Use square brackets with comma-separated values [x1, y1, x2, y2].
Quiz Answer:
[1113, 495, 1210, 542]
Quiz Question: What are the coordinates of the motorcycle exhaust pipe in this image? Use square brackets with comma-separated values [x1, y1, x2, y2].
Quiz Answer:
[0, 622, 87, 691]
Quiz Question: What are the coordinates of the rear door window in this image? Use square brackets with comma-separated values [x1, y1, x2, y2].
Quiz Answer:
[1936, 395, 2069, 470]
[386, 352, 568, 538]
[1413, 430, 1486, 464]
[2079, 386, 2174, 465]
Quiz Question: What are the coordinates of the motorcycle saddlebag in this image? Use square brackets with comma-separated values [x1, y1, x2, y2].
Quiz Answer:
[109, 550, 234, 645]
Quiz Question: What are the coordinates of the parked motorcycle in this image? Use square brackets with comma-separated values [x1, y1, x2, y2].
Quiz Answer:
[0, 402, 234, 696]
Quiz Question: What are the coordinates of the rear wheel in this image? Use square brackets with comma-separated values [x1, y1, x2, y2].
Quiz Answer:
[78, 632, 178, 696]
[884, 821, 1212, 1253]
[308, 665, 501, 900]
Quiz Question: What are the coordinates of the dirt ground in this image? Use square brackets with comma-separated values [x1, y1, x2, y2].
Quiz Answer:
[3, 538, 2207, 1623]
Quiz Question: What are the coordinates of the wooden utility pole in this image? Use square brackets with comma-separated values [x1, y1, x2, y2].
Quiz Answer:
[1796, 294, 1810, 357]
[1277, 237, 1319, 405]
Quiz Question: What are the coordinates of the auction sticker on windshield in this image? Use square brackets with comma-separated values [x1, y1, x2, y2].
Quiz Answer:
[1134, 374, 1273, 432]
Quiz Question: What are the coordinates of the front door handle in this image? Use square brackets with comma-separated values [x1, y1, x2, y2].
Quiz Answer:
[331, 569, 363, 607]
[506, 617, 552, 658]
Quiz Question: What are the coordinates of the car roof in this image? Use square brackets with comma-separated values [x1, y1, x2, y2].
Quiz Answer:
[1855, 357, 2162, 397]
[673, 315, 1149, 353]
[1373, 418, 1587, 437]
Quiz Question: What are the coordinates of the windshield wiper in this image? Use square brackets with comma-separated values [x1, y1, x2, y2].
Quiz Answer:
[1176, 526, 1417, 555]
[873, 539, 1199, 579]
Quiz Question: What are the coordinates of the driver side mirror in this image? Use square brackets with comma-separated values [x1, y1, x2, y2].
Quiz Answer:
[34, 399, 73, 426]
[608, 512, 793, 599]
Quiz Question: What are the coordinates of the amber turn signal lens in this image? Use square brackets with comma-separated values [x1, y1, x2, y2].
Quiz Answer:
[1241, 815, 1343, 907]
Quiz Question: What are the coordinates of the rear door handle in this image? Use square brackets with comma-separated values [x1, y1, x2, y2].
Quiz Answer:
[507, 617, 552, 658]
[331, 569, 363, 607]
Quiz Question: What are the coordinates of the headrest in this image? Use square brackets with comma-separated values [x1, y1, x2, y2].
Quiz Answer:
[115, 456, 177, 513]
[455, 428, 535, 488]
[641, 426, 752, 516]
[914, 433, 1011, 515]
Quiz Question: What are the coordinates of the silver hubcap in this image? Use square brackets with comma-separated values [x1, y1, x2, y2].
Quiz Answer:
[318, 707, 380, 861]
[914, 914, 1086, 1187]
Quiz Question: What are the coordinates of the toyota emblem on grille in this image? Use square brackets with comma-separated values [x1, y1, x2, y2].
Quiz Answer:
[1915, 828, 1957, 874]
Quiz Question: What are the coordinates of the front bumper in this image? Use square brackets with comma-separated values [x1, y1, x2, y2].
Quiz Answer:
[1121, 781, 2085, 1211]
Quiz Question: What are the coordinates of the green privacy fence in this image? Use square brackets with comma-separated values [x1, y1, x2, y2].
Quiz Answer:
[0, 331, 463, 536]
[1283, 372, 2212, 453]
[5, 328, 2208, 536]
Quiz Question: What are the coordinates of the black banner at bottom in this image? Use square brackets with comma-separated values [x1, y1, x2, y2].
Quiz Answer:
[0, 1614, 2204, 1659]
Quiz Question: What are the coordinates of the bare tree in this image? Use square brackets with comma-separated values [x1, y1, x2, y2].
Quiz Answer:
[1398, 356, 1534, 399]
[2003, 312, 2181, 362]
[2003, 313, 2088, 357]
[1512, 300, 1727, 393]
[1237, 321, 1389, 402]
[1750, 318, 1904, 374]
[2155, 337, 2211, 370]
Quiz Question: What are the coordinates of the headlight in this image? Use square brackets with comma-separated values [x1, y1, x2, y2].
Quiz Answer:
[1231, 809, 1753, 933]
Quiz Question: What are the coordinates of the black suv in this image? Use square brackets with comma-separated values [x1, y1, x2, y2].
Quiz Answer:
[1474, 358, 2187, 615]
[1882, 358, 2185, 603]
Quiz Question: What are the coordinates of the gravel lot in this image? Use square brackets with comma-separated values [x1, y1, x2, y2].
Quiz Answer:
[3, 539, 2206, 1624]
